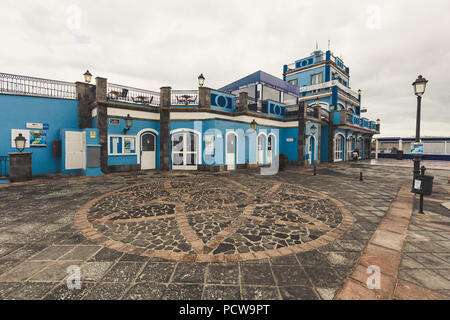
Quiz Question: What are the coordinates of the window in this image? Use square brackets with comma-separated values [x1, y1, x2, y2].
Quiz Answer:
[311, 73, 322, 85]
[288, 79, 298, 87]
[108, 135, 137, 155]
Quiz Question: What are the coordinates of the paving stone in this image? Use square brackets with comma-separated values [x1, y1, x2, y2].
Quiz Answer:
[59, 246, 101, 261]
[30, 246, 76, 260]
[80, 262, 113, 281]
[101, 262, 144, 282]
[163, 283, 203, 300]
[303, 266, 344, 288]
[202, 285, 241, 300]
[83, 283, 131, 300]
[4, 282, 56, 300]
[172, 262, 207, 284]
[43, 282, 94, 300]
[240, 263, 275, 286]
[137, 262, 176, 283]
[271, 265, 310, 286]
[0, 261, 51, 281]
[88, 247, 124, 261]
[278, 286, 319, 300]
[241, 286, 280, 300]
[124, 282, 167, 300]
[398, 268, 450, 291]
[270, 255, 299, 266]
[30, 260, 83, 282]
[206, 263, 239, 284]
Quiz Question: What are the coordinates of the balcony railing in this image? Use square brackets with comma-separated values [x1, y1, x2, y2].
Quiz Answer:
[171, 90, 198, 106]
[107, 83, 160, 106]
[0, 72, 76, 100]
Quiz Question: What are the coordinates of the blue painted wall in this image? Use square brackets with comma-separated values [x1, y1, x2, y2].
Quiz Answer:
[107, 117, 160, 168]
[0, 94, 78, 175]
[320, 125, 329, 162]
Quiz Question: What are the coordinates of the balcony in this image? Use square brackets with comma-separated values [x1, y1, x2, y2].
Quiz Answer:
[333, 111, 378, 132]
[171, 90, 198, 106]
[299, 80, 359, 102]
[0, 72, 76, 100]
[107, 83, 160, 107]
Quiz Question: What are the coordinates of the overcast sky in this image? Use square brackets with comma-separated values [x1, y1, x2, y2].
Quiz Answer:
[1, 0, 449, 137]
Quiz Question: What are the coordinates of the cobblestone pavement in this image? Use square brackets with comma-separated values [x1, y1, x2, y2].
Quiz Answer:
[0, 164, 447, 300]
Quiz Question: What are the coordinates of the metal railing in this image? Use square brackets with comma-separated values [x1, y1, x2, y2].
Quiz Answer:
[0, 72, 76, 100]
[0, 156, 9, 177]
[171, 90, 198, 106]
[107, 83, 160, 106]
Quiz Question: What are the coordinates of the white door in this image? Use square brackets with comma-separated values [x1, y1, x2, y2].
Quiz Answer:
[172, 132, 198, 170]
[334, 136, 344, 162]
[65, 131, 85, 170]
[267, 135, 273, 165]
[257, 135, 265, 165]
[226, 133, 236, 170]
[141, 132, 156, 170]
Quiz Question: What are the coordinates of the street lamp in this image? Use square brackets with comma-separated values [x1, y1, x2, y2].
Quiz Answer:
[310, 124, 317, 135]
[198, 73, 205, 87]
[250, 119, 258, 131]
[411, 75, 428, 183]
[123, 114, 133, 134]
[83, 70, 92, 83]
[14, 133, 27, 152]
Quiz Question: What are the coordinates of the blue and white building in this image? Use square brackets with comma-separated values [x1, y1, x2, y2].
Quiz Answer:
[0, 48, 380, 179]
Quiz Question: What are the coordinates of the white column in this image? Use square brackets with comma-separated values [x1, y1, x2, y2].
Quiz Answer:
[375, 139, 379, 159]
[399, 138, 403, 151]
[445, 141, 448, 155]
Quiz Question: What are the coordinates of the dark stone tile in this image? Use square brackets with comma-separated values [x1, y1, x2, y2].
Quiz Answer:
[101, 262, 144, 282]
[4, 282, 56, 300]
[0, 259, 22, 275]
[271, 265, 310, 286]
[3, 244, 47, 260]
[270, 255, 299, 266]
[206, 263, 239, 284]
[279, 286, 320, 300]
[83, 283, 131, 300]
[124, 282, 166, 300]
[202, 285, 241, 300]
[89, 247, 123, 261]
[163, 283, 203, 300]
[296, 250, 331, 267]
[0, 282, 23, 299]
[302, 266, 343, 287]
[241, 286, 280, 300]
[43, 283, 94, 300]
[138, 262, 176, 283]
[240, 263, 275, 285]
[119, 253, 150, 262]
[30, 245, 75, 260]
[172, 262, 207, 284]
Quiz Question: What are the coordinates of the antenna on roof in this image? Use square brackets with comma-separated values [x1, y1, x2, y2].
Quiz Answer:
[328, 40, 330, 50]
[316, 41, 318, 50]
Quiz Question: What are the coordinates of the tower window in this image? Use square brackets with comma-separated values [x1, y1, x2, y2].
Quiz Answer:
[311, 73, 322, 85]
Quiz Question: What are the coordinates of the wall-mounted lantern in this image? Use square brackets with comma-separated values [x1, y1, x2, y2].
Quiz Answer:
[315, 97, 320, 106]
[250, 119, 258, 131]
[376, 119, 380, 125]
[123, 114, 133, 134]
[330, 104, 335, 111]
[310, 124, 317, 135]
[83, 70, 92, 83]
[14, 133, 27, 152]
[198, 73, 205, 87]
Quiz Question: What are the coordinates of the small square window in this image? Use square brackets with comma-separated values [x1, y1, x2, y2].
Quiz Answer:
[311, 73, 322, 85]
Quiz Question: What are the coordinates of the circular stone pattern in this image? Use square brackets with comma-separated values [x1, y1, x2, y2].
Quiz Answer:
[75, 177, 353, 262]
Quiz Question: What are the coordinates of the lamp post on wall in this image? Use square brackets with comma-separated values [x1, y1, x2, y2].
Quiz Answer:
[411, 75, 428, 181]
[123, 114, 133, 135]
[198, 74, 205, 87]
[14, 133, 27, 152]
[83, 70, 92, 83]
[250, 119, 258, 131]
[310, 124, 317, 136]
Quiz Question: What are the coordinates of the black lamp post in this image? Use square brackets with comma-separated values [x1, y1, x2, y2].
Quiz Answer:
[198, 73, 205, 87]
[250, 119, 258, 131]
[123, 114, 133, 134]
[14, 133, 27, 152]
[411, 75, 428, 182]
